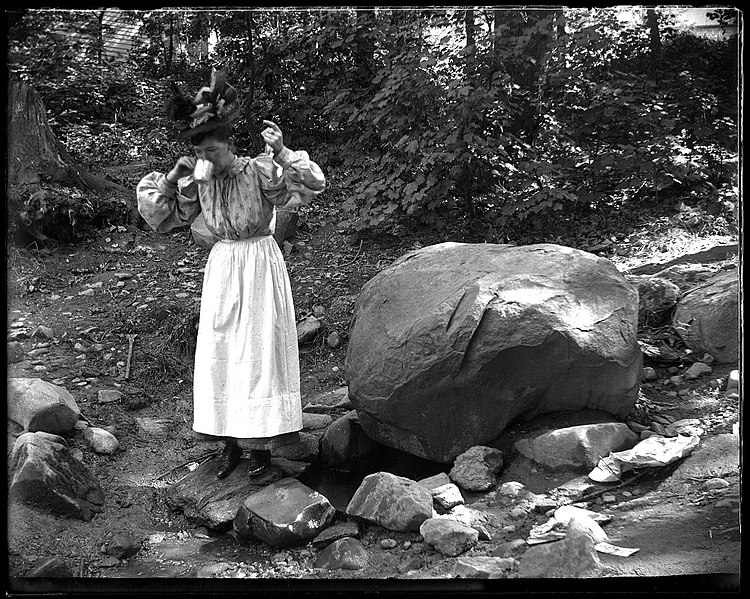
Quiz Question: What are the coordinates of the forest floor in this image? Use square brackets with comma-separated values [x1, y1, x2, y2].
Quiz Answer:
[6, 176, 741, 594]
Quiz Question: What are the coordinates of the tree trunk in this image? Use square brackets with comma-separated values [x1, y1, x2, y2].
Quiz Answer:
[7, 80, 134, 241]
[646, 8, 661, 84]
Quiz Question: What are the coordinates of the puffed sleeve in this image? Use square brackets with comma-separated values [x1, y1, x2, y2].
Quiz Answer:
[136, 172, 202, 233]
[255, 147, 326, 209]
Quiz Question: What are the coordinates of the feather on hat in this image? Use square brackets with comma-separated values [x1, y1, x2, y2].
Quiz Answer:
[165, 66, 240, 139]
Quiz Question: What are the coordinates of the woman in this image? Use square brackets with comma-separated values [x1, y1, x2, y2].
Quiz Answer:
[137, 68, 325, 478]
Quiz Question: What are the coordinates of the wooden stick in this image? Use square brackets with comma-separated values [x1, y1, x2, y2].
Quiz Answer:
[125, 333, 137, 379]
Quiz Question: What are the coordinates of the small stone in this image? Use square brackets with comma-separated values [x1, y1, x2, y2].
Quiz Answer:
[684, 362, 712, 380]
[31, 326, 55, 340]
[78, 288, 95, 297]
[502, 525, 516, 534]
[602, 494, 617, 503]
[492, 538, 526, 558]
[669, 375, 685, 386]
[402, 541, 412, 550]
[726, 370, 739, 392]
[702, 478, 730, 491]
[498, 481, 525, 497]
[509, 506, 527, 520]
[651, 422, 667, 435]
[98, 390, 123, 404]
[106, 533, 142, 559]
[312, 305, 326, 318]
[326, 331, 341, 349]
[82, 427, 119, 454]
[642, 367, 659, 381]
[622, 491, 632, 497]
[380, 538, 397, 549]
[667, 366, 680, 374]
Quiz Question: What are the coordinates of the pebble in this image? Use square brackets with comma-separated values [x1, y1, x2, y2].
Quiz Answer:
[726, 370, 739, 392]
[175, 293, 189, 299]
[702, 478, 730, 491]
[502, 525, 516, 533]
[380, 538, 397, 549]
[78, 289, 95, 297]
[32, 326, 55, 339]
[642, 367, 659, 381]
[669, 375, 685, 386]
[622, 491, 633, 497]
[402, 541, 412, 550]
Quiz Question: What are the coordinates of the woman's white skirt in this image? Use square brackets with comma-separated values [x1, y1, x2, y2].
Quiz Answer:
[192, 235, 302, 440]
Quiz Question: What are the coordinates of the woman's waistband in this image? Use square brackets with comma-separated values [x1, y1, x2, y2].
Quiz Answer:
[218, 234, 273, 244]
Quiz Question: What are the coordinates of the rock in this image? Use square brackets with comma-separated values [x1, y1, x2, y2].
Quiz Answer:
[269, 457, 311, 478]
[702, 478, 730, 491]
[273, 431, 320, 462]
[97, 389, 123, 403]
[726, 370, 739, 392]
[624, 275, 681, 328]
[345, 242, 641, 462]
[419, 517, 479, 557]
[326, 331, 341, 349]
[449, 446, 503, 492]
[234, 477, 335, 548]
[7, 378, 81, 435]
[318, 411, 381, 472]
[493, 539, 527, 558]
[454, 556, 516, 578]
[82, 427, 119, 454]
[190, 212, 220, 249]
[26, 557, 74, 577]
[7, 341, 25, 364]
[135, 417, 172, 437]
[497, 481, 526, 497]
[669, 375, 685, 386]
[311, 520, 362, 548]
[664, 418, 705, 438]
[684, 362, 713, 380]
[515, 422, 638, 471]
[303, 386, 352, 413]
[195, 562, 235, 578]
[8, 432, 105, 521]
[626, 420, 649, 434]
[650, 422, 667, 436]
[380, 538, 398, 549]
[166, 457, 284, 531]
[418, 472, 452, 490]
[649, 263, 718, 291]
[302, 412, 333, 431]
[297, 316, 321, 345]
[516, 514, 603, 578]
[314, 537, 368, 570]
[106, 533, 142, 559]
[434, 503, 487, 528]
[346, 472, 433, 532]
[673, 270, 738, 363]
[431, 483, 465, 512]
[31, 325, 55, 339]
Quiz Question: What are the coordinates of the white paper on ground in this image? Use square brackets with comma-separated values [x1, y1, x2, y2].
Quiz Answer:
[595, 541, 640, 557]
[588, 434, 701, 483]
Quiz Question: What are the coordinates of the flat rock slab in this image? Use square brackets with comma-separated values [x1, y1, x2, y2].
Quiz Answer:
[165, 457, 284, 531]
[9, 432, 104, 521]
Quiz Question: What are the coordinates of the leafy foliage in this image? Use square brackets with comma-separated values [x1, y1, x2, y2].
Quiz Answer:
[6, 7, 740, 242]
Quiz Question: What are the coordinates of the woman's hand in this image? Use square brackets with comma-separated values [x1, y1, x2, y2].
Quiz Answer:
[166, 156, 197, 184]
[261, 120, 285, 153]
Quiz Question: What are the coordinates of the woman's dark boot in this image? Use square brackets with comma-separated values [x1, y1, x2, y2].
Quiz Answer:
[216, 441, 242, 479]
[246, 449, 271, 477]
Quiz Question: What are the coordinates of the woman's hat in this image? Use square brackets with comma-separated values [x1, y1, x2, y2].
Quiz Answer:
[165, 66, 241, 139]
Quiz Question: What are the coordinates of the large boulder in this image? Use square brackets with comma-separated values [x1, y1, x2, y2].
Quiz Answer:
[7, 378, 81, 434]
[673, 269, 739, 363]
[9, 432, 104, 521]
[345, 243, 642, 463]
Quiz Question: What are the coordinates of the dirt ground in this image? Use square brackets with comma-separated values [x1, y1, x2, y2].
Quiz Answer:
[6, 196, 741, 593]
